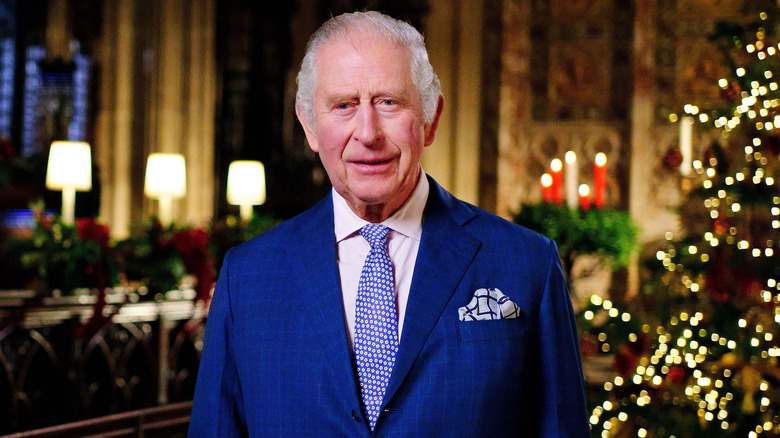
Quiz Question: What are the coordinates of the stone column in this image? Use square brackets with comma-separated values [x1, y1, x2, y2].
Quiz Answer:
[422, 0, 456, 190]
[627, 0, 659, 297]
[184, 0, 216, 224]
[497, 0, 531, 217]
[96, 0, 136, 238]
[145, 0, 216, 225]
[46, 0, 71, 61]
[96, 0, 216, 230]
[422, 0, 483, 206]
[452, 0, 483, 205]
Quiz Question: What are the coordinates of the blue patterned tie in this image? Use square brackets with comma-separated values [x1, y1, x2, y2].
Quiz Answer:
[354, 224, 399, 430]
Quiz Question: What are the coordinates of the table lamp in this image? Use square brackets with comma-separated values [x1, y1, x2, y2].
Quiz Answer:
[45, 141, 92, 225]
[227, 160, 266, 222]
[144, 153, 186, 227]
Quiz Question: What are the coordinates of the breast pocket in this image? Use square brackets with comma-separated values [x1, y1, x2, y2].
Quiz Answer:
[456, 317, 525, 342]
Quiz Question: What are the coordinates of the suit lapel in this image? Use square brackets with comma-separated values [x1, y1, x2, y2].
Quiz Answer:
[382, 178, 481, 407]
[291, 194, 363, 409]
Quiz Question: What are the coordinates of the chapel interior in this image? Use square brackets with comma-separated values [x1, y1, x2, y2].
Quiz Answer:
[0, 0, 778, 436]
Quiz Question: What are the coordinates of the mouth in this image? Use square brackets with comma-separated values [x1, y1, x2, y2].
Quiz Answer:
[353, 157, 393, 166]
[349, 157, 395, 173]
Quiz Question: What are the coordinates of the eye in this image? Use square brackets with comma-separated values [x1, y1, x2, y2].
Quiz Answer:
[380, 99, 395, 106]
[335, 102, 350, 110]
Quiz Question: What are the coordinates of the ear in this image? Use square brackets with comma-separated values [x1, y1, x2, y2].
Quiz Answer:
[296, 104, 319, 153]
[423, 94, 445, 146]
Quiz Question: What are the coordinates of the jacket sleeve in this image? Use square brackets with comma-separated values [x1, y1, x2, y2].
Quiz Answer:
[521, 240, 590, 437]
[188, 249, 247, 437]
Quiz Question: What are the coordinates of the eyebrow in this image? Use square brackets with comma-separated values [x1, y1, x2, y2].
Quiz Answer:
[322, 92, 358, 106]
[322, 89, 411, 106]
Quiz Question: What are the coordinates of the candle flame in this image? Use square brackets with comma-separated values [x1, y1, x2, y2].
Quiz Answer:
[565, 151, 577, 163]
[541, 173, 553, 187]
[595, 153, 607, 166]
[578, 184, 590, 196]
[551, 158, 563, 172]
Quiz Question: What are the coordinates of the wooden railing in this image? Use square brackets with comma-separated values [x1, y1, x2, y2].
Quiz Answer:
[0, 290, 206, 435]
[0, 401, 192, 438]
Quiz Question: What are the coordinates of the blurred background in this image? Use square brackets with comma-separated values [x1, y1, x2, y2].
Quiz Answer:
[0, 0, 779, 437]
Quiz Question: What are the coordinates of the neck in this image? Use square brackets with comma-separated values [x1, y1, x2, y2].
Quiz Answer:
[355, 204, 397, 224]
[346, 170, 422, 223]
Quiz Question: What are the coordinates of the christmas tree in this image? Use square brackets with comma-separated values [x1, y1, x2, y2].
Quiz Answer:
[581, 8, 780, 438]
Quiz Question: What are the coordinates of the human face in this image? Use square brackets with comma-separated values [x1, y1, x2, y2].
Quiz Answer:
[297, 36, 443, 222]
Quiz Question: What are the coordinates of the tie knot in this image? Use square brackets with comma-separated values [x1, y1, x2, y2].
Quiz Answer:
[360, 224, 390, 249]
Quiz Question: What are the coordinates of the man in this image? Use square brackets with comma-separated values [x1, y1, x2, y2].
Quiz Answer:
[189, 11, 588, 437]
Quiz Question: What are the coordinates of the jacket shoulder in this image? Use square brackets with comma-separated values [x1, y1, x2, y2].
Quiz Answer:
[226, 196, 331, 264]
[455, 198, 554, 254]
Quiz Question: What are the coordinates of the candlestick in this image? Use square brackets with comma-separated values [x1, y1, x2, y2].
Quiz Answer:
[550, 159, 563, 205]
[593, 152, 607, 209]
[578, 184, 591, 211]
[541, 173, 553, 203]
[679, 116, 693, 176]
[565, 151, 578, 208]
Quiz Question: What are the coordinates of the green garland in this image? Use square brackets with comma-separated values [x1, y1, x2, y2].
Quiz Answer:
[512, 203, 638, 277]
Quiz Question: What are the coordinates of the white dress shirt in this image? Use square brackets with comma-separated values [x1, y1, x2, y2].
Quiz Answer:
[333, 173, 429, 349]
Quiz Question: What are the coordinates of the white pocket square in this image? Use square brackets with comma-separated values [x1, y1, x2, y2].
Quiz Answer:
[458, 288, 520, 321]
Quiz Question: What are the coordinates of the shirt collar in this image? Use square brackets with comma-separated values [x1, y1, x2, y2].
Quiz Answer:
[333, 169, 429, 243]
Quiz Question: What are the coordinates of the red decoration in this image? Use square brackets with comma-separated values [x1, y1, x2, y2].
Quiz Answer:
[612, 333, 650, 377]
[663, 147, 683, 171]
[74, 218, 114, 339]
[613, 345, 639, 377]
[666, 366, 686, 384]
[704, 248, 763, 304]
[579, 333, 600, 357]
[713, 218, 729, 236]
[173, 228, 216, 303]
[76, 218, 111, 249]
[719, 81, 741, 101]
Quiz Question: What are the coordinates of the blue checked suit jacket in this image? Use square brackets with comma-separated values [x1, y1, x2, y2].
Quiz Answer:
[188, 176, 589, 437]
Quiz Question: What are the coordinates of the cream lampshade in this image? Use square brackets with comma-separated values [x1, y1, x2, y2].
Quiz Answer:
[227, 160, 266, 222]
[45, 141, 92, 225]
[144, 153, 186, 227]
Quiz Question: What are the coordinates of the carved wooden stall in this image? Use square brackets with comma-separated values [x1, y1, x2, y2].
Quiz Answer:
[0, 290, 205, 435]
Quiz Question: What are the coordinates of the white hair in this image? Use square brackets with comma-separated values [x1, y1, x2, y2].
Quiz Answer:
[295, 11, 441, 126]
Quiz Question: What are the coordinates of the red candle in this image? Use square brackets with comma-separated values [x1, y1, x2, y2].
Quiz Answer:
[550, 159, 563, 205]
[578, 184, 591, 211]
[593, 153, 607, 209]
[540, 173, 553, 203]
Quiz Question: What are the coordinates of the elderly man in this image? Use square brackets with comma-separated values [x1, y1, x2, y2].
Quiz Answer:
[189, 10, 588, 437]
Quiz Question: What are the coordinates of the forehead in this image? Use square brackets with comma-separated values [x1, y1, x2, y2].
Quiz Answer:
[314, 35, 414, 94]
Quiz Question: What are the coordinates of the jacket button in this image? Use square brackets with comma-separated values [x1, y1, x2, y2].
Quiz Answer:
[351, 409, 362, 422]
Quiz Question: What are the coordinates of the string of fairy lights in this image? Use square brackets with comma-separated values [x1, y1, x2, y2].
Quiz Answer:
[585, 293, 780, 437]
[584, 11, 779, 438]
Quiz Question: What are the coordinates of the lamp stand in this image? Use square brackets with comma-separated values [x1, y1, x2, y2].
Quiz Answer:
[61, 186, 76, 226]
[239, 204, 253, 222]
[158, 195, 173, 227]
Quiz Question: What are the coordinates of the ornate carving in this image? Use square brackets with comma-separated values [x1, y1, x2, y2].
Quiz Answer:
[678, 0, 745, 16]
[0, 296, 204, 434]
[675, 39, 728, 101]
[497, 122, 624, 216]
[548, 41, 612, 118]
[550, 0, 611, 20]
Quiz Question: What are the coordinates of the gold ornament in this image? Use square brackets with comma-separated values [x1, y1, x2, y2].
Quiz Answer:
[721, 352, 739, 367]
[736, 365, 763, 414]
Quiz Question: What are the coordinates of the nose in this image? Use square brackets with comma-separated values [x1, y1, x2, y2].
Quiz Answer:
[353, 104, 381, 146]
